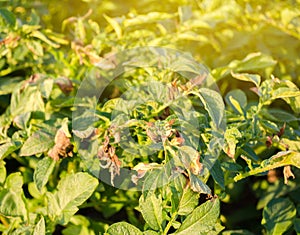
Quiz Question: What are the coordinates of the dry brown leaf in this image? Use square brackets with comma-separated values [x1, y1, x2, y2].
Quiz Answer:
[48, 128, 73, 161]
[283, 165, 295, 184]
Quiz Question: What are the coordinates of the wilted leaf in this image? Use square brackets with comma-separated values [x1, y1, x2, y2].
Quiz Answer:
[283, 165, 295, 184]
[48, 127, 73, 161]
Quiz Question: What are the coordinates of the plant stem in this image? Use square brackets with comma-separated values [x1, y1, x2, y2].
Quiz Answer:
[163, 211, 178, 235]
[234, 162, 288, 182]
[0, 215, 9, 228]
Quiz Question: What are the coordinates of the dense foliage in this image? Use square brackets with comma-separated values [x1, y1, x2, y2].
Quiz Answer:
[0, 0, 300, 234]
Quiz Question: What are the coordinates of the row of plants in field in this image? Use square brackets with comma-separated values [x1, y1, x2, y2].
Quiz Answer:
[0, 0, 300, 234]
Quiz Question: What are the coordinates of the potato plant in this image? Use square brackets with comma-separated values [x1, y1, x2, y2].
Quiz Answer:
[0, 0, 300, 234]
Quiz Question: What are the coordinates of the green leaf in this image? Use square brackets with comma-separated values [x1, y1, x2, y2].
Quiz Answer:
[104, 14, 122, 39]
[262, 198, 296, 234]
[0, 77, 24, 95]
[231, 72, 261, 87]
[33, 217, 45, 235]
[225, 89, 247, 115]
[281, 8, 300, 26]
[123, 12, 174, 27]
[0, 8, 16, 26]
[142, 167, 169, 195]
[174, 197, 220, 234]
[233, 53, 277, 72]
[259, 119, 280, 133]
[272, 87, 300, 99]
[62, 225, 90, 235]
[0, 173, 27, 218]
[222, 230, 255, 235]
[189, 174, 211, 194]
[294, 218, 300, 234]
[10, 86, 45, 118]
[192, 88, 225, 129]
[31, 30, 60, 48]
[211, 160, 225, 189]
[143, 231, 159, 235]
[177, 187, 199, 215]
[171, 175, 199, 215]
[39, 78, 53, 99]
[223, 127, 242, 159]
[234, 151, 300, 181]
[0, 140, 21, 160]
[139, 193, 163, 231]
[106, 222, 143, 235]
[0, 161, 6, 184]
[20, 130, 54, 156]
[26, 40, 44, 56]
[239, 145, 259, 162]
[34, 157, 56, 191]
[13, 112, 31, 129]
[47, 172, 98, 225]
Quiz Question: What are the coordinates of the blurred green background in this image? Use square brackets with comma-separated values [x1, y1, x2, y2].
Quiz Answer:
[2, 0, 300, 90]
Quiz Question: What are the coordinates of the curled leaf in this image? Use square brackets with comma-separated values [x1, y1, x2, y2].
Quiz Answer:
[55, 77, 73, 94]
[97, 136, 121, 186]
[283, 165, 295, 184]
[48, 128, 73, 161]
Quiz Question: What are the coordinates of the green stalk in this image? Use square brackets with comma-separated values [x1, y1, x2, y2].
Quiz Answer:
[234, 162, 288, 182]
[163, 211, 178, 235]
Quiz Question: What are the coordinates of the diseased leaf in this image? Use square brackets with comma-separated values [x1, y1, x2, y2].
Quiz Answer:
[231, 72, 261, 88]
[48, 127, 73, 161]
[189, 173, 211, 195]
[234, 151, 300, 181]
